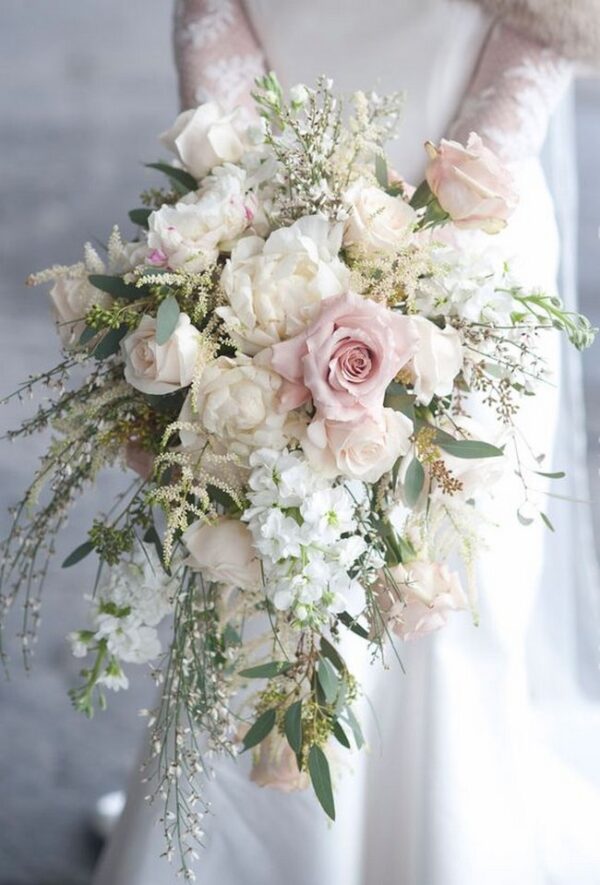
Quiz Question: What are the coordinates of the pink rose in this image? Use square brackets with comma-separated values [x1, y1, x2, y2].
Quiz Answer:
[425, 133, 518, 234]
[380, 560, 467, 640]
[249, 730, 310, 793]
[269, 292, 418, 420]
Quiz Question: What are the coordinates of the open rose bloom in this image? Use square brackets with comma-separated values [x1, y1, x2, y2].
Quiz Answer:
[14, 75, 594, 864]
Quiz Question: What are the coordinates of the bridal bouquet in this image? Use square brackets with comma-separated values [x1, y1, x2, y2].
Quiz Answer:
[1, 74, 594, 875]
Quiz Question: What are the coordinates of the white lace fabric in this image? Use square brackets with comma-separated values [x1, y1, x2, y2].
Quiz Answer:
[173, 0, 266, 111]
[450, 22, 572, 160]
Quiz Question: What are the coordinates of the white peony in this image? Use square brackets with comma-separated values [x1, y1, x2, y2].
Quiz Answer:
[122, 313, 201, 395]
[191, 355, 289, 458]
[343, 179, 416, 253]
[160, 102, 248, 180]
[217, 215, 350, 355]
[302, 408, 413, 483]
[410, 315, 463, 404]
[49, 275, 111, 347]
[182, 517, 261, 590]
[147, 165, 254, 272]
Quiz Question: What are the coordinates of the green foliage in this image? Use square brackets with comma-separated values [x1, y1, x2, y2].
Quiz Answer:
[404, 457, 425, 506]
[155, 295, 181, 345]
[128, 208, 152, 229]
[284, 700, 303, 755]
[146, 162, 197, 194]
[239, 661, 294, 679]
[242, 708, 276, 751]
[308, 745, 335, 821]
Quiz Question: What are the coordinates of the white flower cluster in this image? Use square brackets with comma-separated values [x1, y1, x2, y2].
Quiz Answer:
[69, 547, 177, 690]
[243, 449, 376, 623]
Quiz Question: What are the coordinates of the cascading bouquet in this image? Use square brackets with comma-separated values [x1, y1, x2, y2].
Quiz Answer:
[0, 74, 594, 875]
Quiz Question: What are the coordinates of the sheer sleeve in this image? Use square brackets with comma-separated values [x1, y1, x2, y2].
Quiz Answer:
[450, 22, 572, 162]
[173, 0, 266, 111]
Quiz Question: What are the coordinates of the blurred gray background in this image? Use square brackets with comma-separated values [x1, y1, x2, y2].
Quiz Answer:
[0, 2, 599, 883]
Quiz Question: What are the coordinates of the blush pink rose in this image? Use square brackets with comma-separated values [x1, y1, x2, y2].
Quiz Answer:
[425, 132, 518, 234]
[268, 292, 418, 420]
[249, 730, 310, 793]
[381, 560, 467, 640]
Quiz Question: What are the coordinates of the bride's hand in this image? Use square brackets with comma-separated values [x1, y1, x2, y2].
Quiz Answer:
[173, 0, 266, 111]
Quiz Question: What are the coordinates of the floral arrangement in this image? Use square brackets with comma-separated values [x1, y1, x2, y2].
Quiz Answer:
[0, 74, 594, 877]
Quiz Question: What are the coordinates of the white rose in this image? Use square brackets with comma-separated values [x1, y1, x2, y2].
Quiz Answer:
[343, 179, 416, 254]
[217, 215, 350, 355]
[182, 517, 261, 590]
[160, 102, 248, 180]
[49, 276, 111, 347]
[384, 560, 467, 640]
[121, 313, 201, 395]
[302, 408, 413, 483]
[176, 392, 247, 487]
[410, 316, 463, 404]
[437, 416, 507, 499]
[192, 355, 289, 458]
[147, 166, 254, 272]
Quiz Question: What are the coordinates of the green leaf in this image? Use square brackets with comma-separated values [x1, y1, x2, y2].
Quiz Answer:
[62, 540, 94, 568]
[222, 623, 242, 647]
[92, 325, 129, 360]
[239, 661, 293, 679]
[155, 296, 180, 346]
[404, 457, 425, 507]
[88, 274, 139, 301]
[409, 179, 433, 210]
[308, 745, 336, 821]
[332, 719, 351, 749]
[284, 700, 303, 754]
[242, 709, 276, 751]
[384, 382, 416, 421]
[143, 389, 186, 416]
[338, 611, 369, 640]
[343, 705, 364, 749]
[147, 162, 198, 193]
[534, 470, 565, 480]
[437, 437, 504, 459]
[142, 526, 165, 566]
[375, 153, 388, 190]
[398, 535, 416, 563]
[540, 511, 555, 532]
[517, 508, 534, 527]
[319, 637, 345, 673]
[128, 208, 152, 229]
[79, 326, 97, 345]
[317, 657, 339, 704]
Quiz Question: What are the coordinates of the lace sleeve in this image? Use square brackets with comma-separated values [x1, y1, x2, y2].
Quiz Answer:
[450, 22, 572, 161]
[173, 0, 266, 111]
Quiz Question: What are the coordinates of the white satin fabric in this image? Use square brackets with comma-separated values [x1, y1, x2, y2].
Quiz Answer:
[94, 3, 600, 883]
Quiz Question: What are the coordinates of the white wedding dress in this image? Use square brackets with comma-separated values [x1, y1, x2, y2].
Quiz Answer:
[94, 2, 600, 883]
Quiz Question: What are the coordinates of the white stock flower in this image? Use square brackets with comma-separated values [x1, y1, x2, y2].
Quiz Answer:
[95, 614, 162, 664]
[122, 313, 201, 395]
[217, 215, 350, 354]
[343, 179, 416, 254]
[191, 355, 289, 458]
[410, 316, 463, 405]
[160, 102, 249, 180]
[147, 166, 254, 272]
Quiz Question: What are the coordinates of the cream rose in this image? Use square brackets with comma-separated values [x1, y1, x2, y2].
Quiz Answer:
[160, 102, 248, 180]
[121, 313, 201, 395]
[425, 133, 518, 233]
[343, 179, 416, 253]
[410, 316, 463, 404]
[182, 517, 260, 590]
[302, 408, 413, 483]
[49, 275, 111, 347]
[250, 730, 310, 792]
[191, 355, 289, 458]
[384, 560, 467, 640]
[436, 416, 507, 500]
[147, 166, 254, 272]
[217, 215, 350, 355]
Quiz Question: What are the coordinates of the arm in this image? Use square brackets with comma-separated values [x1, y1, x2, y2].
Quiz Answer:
[450, 22, 572, 162]
[173, 0, 266, 111]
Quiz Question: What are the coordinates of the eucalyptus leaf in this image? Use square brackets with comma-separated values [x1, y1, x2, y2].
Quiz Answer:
[540, 511, 555, 532]
[242, 709, 276, 751]
[88, 274, 139, 301]
[338, 611, 369, 640]
[317, 657, 339, 704]
[332, 719, 351, 749]
[375, 153, 388, 190]
[128, 208, 152, 229]
[308, 745, 336, 821]
[320, 637, 345, 673]
[534, 470, 566, 480]
[284, 700, 303, 754]
[343, 705, 364, 749]
[239, 661, 293, 679]
[147, 162, 198, 193]
[79, 326, 97, 345]
[409, 179, 432, 210]
[437, 438, 504, 459]
[155, 296, 180, 346]
[404, 458, 425, 507]
[62, 540, 94, 568]
[92, 325, 129, 360]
